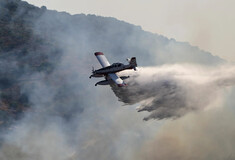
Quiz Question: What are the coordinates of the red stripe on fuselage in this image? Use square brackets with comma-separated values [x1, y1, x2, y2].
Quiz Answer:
[94, 52, 104, 56]
[118, 83, 127, 87]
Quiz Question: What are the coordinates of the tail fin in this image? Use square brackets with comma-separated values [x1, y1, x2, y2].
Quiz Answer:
[129, 57, 137, 70]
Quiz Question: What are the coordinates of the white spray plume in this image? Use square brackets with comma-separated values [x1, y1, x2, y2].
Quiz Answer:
[112, 64, 235, 120]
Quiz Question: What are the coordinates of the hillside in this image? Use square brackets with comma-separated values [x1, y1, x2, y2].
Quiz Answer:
[0, 0, 225, 131]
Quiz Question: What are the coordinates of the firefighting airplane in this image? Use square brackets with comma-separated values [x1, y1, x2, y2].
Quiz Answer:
[89, 52, 137, 87]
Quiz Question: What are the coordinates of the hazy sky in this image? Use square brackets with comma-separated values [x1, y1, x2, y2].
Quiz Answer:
[25, 0, 235, 61]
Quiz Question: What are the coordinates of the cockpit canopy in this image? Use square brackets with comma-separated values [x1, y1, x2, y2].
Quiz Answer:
[111, 63, 123, 67]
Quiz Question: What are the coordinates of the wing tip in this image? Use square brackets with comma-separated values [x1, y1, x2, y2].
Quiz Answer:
[94, 52, 104, 56]
[118, 83, 127, 87]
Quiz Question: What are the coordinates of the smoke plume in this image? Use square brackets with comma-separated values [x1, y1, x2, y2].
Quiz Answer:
[112, 65, 235, 120]
[135, 107, 235, 160]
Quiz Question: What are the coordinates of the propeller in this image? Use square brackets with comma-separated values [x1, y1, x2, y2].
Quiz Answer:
[89, 67, 95, 79]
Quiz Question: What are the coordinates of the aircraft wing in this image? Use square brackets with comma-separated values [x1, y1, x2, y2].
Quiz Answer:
[108, 73, 127, 87]
[94, 52, 110, 67]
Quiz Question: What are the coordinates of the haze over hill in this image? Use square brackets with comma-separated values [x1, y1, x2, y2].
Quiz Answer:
[0, 0, 225, 131]
[1, 0, 235, 160]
